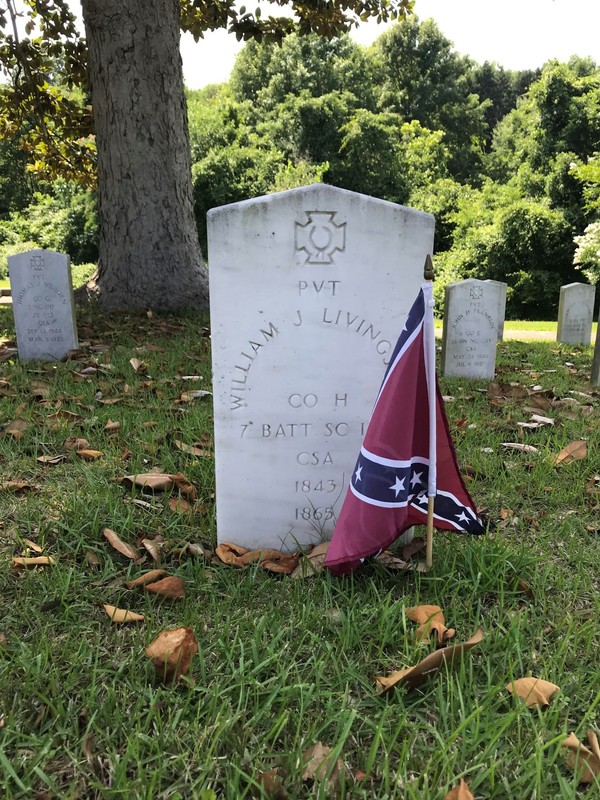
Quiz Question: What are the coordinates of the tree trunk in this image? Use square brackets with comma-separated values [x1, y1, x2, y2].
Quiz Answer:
[81, 0, 208, 311]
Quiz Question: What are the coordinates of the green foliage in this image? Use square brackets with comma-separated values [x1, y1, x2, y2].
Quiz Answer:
[573, 221, 600, 284]
[269, 159, 329, 192]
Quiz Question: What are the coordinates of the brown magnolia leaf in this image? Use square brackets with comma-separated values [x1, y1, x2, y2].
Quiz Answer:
[85, 550, 101, 567]
[262, 556, 300, 575]
[98, 397, 122, 405]
[119, 472, 196, 500]
[177, 389, 212, 403]
[562, 731, 600, 784]
[22, 539, 43, 553]
[554, 439, 587, 466]
[37, 454, 67, 465]
[585, 474, 600, 497]
[1, 480, 34, 493]
[239, 548, 291, 566]
[173, 439, 212, 458]
[129, 357, 145, 373]
[506, 677, 560, 708]
[124, 569, 168, 588]
[144, 576, 185, 599]
[145, 626, 198, 684]
[169, 496, 193, 513]
[258, 767, 287, 799]
[76, 449, 104, 461]
[487, 382, 528, 400]
[290, 541, 330, 579]
[142, 536, 165, 562]
[373, 550, 426, 572]
[46, 410, 83, 423]
[406, 605, 456, 644]
[444, 778, 474, 800]
[64, 437, 90, 451]
[4, 418, 28, 440]
[102, 604, 144, 623]
[29, 380, 50, 399]
[12, 556, 56, 568]
[375, 628, 484, 694]
[104, 420, 121, 435]
[102, 527, 140, 560]
[216, 542, 249, 566]
[301, 742, 348, 791]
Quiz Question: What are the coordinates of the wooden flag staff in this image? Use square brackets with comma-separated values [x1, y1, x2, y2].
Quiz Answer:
[423, 254, 435, 569]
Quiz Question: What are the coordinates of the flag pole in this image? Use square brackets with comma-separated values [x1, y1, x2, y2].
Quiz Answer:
[423, 254, 436, 569]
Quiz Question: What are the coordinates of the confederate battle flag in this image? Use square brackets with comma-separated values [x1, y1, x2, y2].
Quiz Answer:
[324, 282, 485, 576]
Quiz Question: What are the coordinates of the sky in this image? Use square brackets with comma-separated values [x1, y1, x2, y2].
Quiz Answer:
[180, 0, 600, 89]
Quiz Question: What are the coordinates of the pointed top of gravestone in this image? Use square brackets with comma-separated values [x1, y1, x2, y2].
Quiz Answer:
[423, 254, 434, 281]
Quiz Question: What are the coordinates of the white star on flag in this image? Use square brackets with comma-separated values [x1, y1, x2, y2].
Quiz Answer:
[456, 510, 471, 523]
[390, 476, 405, 497]
[410, 471, 423, 488]
[354, 465, 363, 482]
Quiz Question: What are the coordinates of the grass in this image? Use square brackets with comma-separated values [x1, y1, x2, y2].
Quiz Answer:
[0, 306, 599, 799]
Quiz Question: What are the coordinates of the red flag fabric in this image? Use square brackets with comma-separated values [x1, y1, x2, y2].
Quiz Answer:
[324, 284, 485, 575]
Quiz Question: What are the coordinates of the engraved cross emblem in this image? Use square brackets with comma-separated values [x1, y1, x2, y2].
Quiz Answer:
[294, 211, 346, 265]
[469, 286, 483, 300]
[30, 254, 45, 281]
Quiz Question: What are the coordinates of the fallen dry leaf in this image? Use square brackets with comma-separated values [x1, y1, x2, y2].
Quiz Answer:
[75, 449, 104, 461]
[64, 437, 90, 451]
[444, 778, 474, 800]
[562, 730, 600, 784]
[119, 472, 197, 500]
[144, 576, 185, 599]
[36, 454, 66, 465]
[102, 604, 144, 623]
[554, 439, 587, 466]
[215, 542, 249, 567]
[145, 626, 198, 684]
[4, 418, 28, 440]
[129, 357, 146, 373]
[406, 605, 456, 645]
[22, 539, 43, 553]
[12, 556, 56, 568]
[506, 677, 560, 708]
[373, 550, 426, 572]
[169, 496, 193, 513]
[375, 629, 484, 694]
[257, 767, 287, 799]
[173, 439, 213, 458]
[46, 410, 83, 423]
[0, 480, 34, 493]
[124, 569, 168, 588]
[501, 442, 539, 453]
[142, 536, 165, 562]
[301, 742, 348, 792]
[102, 527, 140, 560]
[290, 542, 330, 578]
[104, 420, 121, 435]
[177, 389, 212, 403]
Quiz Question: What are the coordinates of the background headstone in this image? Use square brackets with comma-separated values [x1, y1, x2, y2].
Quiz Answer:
[208, 184, 434, 550]
[484, 279, 507, 341]
[592, 306, 600, 384]
[441, 278, 501, 379]
[556, 282, 596, 345]
[9, 249, 78, 361]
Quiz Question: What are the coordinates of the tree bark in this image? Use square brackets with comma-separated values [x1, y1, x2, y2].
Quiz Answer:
[80, 0, 208, 311]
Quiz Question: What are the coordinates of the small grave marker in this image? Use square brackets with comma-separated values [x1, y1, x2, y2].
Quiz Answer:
[208, 184, 434, 550]
[441, 278, 501, 379]
[8, 249, 78, 361]
[556, 282, 595, 345]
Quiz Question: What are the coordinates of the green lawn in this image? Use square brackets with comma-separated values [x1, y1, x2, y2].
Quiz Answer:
[0, 306, 599, 799]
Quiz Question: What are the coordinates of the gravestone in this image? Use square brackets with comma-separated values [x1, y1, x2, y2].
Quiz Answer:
[592, 306, 600, 384]
[441, 278, 501, 379]
[556, 282, 596, 345]
[484, 279, 507, 341]
[8, 249, 78, 361]
[208, 184, 434, 550]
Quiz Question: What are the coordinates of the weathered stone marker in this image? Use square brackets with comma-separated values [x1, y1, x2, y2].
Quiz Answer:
[591, 307, 600, 384]
[556, 282, 596, 345]
[441, 278, 501, 380]
[208, 184, 434, 550]
[8, 249, 78, 361]
[484, 279, 507, 341]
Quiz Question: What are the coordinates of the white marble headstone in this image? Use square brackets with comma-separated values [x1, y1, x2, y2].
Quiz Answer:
[556, 282, 596, 345]
[208, 184, 434, 550]
[9, 249, 78, 361]
[484, 279, 507, 341]
[441, 278, 501, 380]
